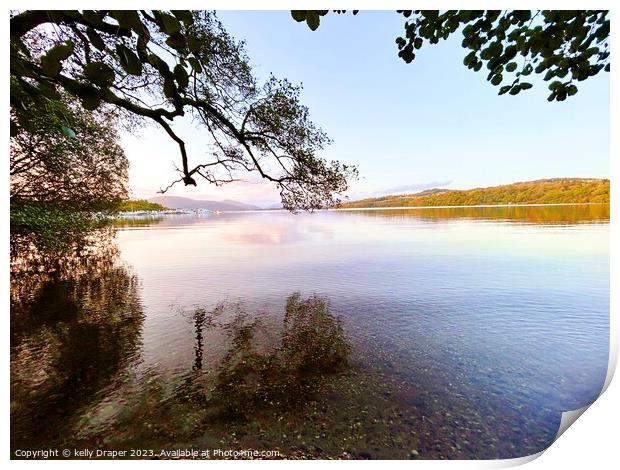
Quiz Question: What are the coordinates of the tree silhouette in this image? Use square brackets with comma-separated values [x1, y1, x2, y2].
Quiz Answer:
[10, 89, 128, 210]
[10, 10, 356, 210]
[292, 10, 609, 101]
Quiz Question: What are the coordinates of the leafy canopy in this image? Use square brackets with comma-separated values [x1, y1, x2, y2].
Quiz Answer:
[291, 10, 610, 101]
[10, 10, 357, 210]
[10, 86, 129, 210]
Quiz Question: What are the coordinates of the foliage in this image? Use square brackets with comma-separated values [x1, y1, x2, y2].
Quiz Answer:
[10, 10, 357, 210]
[116, 199, 168, 212]
[10, 201, 109, 254]
[341, 178, 610, 209]
[191, 294, 350, 421]
[10, 86, 129, 210]
[292, 10, 610, 101]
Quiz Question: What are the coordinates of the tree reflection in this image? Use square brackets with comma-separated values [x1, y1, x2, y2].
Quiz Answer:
[80, 294, 429, 459]
[349, 204, 610, 224]
[10, 229, 144, 451]
[184, 293, 351, 421]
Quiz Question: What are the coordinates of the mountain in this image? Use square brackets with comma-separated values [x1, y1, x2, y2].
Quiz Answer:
[147, 196, 261, 211]
[340, 178, 610, 208]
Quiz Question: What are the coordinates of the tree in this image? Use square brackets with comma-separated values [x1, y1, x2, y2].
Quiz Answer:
[291, 10, 610, 101]
[10, 86, 129, 210]
[10, 10, 357, 210]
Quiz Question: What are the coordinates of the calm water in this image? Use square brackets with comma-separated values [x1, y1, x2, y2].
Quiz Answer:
[10, 205, 610, 459]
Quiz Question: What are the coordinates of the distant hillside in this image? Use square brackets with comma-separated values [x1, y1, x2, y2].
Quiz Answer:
[148, 196, 260, 211]
[341, 178, 610, 208]
[117, 199, 168, 212]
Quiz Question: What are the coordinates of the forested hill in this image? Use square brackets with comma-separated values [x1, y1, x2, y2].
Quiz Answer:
[341, 179, 610, 208]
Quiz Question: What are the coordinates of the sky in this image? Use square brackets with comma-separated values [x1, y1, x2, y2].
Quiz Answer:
[122, 11, 609, 206]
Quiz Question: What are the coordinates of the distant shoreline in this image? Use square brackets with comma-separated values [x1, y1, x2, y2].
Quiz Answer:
[338, 178, 609, 209]
[334, 202, 609, 211]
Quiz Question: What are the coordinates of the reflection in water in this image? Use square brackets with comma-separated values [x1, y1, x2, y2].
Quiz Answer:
[191, 308, 207, 372]
[10, 230, 144, 452]
[77, 295, 427, 459]
[192, 294, 350, 420]
[9, 205, 610, 459]
[111, 215, 164, 228]
[345, 203, 610, 224]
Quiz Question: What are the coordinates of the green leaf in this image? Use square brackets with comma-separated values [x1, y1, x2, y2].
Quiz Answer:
[116, 44, 142, 76]
[498, 85, 511, 95]
[40, 42, 74, 77]
[163, 78, 176, 98]
[519, 82, 533, 90]
[306, 11, 320, 31]
[83, 62, 115, 88]
[171, 10, 194, 26]
[463, 51, 476, 66]
[166, 33, 187, 50]
[61, 126, 77, 139]
[505, 62, 517, 72]
[188, 57, 203, 74]
[187, 35, 201, 53]
[480, 47, 493, 60]
[136, 36, 148, 60]
[159, 13, 183, 35]
[548, 80, 563, 91]
[110, 10, 144, 34]
[567, 84, 578, 96]
[86, 27, 106, 51]
[398, 45, 415, 63]
[488, 41, 503, 57]
[491, 74, 503, 86]
[174, 64, 189, 89]
[148, 54, 171, 76]
[40, 57, 62, 76]
[78, 85, 102, 110]
[291, 10, 307, 22]
[82, 10, 101, 24]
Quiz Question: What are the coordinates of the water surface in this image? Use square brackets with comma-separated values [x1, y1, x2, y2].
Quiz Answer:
[11, 205, 609, 459]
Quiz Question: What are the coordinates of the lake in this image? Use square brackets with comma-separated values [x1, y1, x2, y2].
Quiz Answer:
[10, 204, 610, 459]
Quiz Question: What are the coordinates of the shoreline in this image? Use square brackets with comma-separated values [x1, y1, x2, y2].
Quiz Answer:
[112, 202, 609, 215]
[334, 202, 610, 211]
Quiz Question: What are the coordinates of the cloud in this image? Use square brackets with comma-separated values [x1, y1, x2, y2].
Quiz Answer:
[344, 180, 453, 201]
[380, 180, 453, 195]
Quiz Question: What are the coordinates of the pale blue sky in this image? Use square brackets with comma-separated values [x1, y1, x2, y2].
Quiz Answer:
[123, 11, 609, 205]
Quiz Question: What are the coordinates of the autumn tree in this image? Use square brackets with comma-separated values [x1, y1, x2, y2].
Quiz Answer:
[291, 10, 610, 101]
[10, 10, 356, 210]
